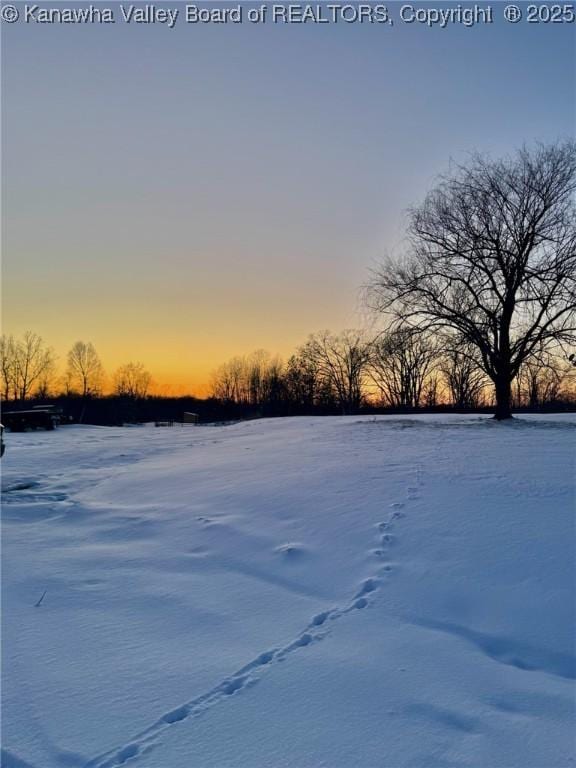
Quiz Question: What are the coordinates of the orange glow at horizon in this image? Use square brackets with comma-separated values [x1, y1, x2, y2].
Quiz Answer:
[3, 283, 359, 398]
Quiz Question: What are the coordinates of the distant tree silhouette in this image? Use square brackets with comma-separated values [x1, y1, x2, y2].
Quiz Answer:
[0, 335, 17, 400]
[210, 356, 244, 403]
[514, 345, 572, 407]
[0, 331, 55, 400]
[369, 142, 576, 419]
[210, 351, 284, 409]
[283, 351, 334, 411]
[439, 341, 487, 408]
[304, 331, 371, 414]
[368, 329, 438, 408]
[114, 362, 152, 399]
[67, 341, 104, 397]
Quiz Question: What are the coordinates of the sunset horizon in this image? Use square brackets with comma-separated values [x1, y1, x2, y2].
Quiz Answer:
[4, 4, 574, 399]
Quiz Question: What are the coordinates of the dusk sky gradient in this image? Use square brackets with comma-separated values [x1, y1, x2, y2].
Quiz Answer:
[2, 2, 575, 393]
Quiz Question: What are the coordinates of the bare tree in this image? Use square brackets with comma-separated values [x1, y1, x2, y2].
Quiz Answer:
[210, 351, 285, 408]
[0, 331, 55, 401]
[67, 341, 104, 397]
[0, 335, 17, 401]
[283, 351, 333, 410]
[210, 356, 245, 403]
[440, 341, 487, 408]
[368, 328, 439, 408]
[245, 350, 279, 407]
[305, 331, 371, 414]
[114, 362, 152, 399]
[259, 354, 285, 407]
[515, 345, 571, 407]
[422, 373, 440, 408]
[369, 142, 576, 419]
[35, 374, 55, 400]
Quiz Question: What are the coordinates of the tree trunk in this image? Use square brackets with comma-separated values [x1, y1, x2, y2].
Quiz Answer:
[494, 375, 513, 420]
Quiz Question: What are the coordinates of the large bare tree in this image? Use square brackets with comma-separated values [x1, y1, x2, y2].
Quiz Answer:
[369, 142, 576, 419]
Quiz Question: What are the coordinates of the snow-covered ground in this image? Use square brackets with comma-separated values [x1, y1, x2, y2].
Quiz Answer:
[1, 415, 574, 768]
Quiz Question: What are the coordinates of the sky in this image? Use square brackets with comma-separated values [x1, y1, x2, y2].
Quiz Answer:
[2, 2, 575, 395]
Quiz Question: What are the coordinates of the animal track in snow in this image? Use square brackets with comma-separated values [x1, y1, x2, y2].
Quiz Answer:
[85, 573, 384, 768]
[84, 466, 423, 768]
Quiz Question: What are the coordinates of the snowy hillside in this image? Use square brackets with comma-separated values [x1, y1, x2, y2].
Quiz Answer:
[1, 415, 574, 768]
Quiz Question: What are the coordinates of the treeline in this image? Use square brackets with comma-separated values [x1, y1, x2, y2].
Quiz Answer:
[0, 333, 169, 426]
[209, 330, 576, 416]
[0, 334, 153, 402]
[2, 327, 574, 426]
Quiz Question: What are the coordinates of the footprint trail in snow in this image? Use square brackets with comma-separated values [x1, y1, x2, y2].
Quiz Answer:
[84, 466, 424, 768]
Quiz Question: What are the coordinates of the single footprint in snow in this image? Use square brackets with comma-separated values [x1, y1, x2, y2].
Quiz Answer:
[356, 578, 379, 598]
[222, 676, 248, 695]
[255, 651, 275, 666]
[381, 533, 395, 545]
[354, 597, 368, 609]
[162, 705, 189, 724]
[115, 744, 140, 764]
[311, 611, 330, 626]
[391, 511, 405, 520]
[378, 521, 391, 531]
[390, 502, 405, 509]
[293, 633, 314, 647]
